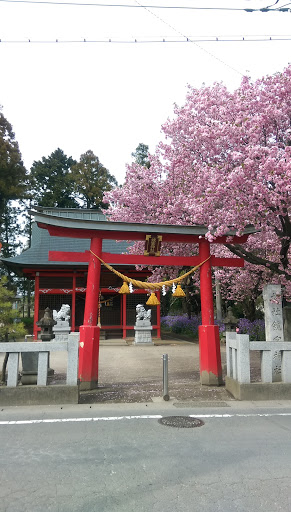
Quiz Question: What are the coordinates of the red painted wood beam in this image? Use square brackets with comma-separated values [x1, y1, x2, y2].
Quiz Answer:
[43, 223, 202, 242]
[23, 269, 85, 276]
[39, 287, 155, 294]
[211, 256, 244, 268]
[49, 250, 90, 262]
[39, 289, 73, 294]
[49, 250, 244, 268]
[102, 253, 201, 265]
[40, 223, 249, 245]
[53, 251, 89, 262]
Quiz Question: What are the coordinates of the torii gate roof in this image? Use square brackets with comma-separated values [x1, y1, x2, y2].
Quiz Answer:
[32, 207, 256, 243]
[1, 207, 256, 273]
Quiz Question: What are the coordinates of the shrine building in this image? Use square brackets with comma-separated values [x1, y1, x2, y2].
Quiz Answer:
[1, 206, 255, 390]
[1, 208, 158, 340]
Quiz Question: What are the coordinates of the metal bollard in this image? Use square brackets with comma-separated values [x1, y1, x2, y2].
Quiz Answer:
[162, 354, 170, 401]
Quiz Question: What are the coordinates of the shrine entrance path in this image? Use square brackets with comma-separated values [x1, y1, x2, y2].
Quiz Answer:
[63, 339, 236, 404]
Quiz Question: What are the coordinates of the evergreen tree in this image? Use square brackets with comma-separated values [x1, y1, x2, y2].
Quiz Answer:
[0, 276, 26, 342]
[0, 275, 27, 382]
[131, 143, 150, 168]
[29, 148, 78, 208]
[1, 202, 23, 259]
[71, 150, 118, 209]
[0, 106, 27, 220]
[0, 107, 27, 289]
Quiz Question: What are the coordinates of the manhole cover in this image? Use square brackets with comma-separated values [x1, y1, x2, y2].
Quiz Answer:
[158, 416, 204, 428]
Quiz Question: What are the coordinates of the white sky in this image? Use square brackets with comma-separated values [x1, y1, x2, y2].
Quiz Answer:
[0, 0, 291, 184]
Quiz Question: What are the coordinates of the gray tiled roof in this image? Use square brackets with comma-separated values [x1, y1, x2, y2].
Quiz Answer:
[1, 208, 130, 270]
[35, 206, 107, 222]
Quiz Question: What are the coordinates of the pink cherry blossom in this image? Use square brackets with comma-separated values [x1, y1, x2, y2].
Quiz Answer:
[104, 65, 291, 300]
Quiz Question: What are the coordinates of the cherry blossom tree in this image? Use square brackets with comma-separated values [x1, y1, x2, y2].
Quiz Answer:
[104, 65, 291, 300]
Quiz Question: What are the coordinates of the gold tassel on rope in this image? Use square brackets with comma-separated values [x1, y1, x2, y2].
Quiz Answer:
[146, 292, 160, 305]
[89, 250, 211, 307]
[119, 281, 130, 294]
[172, 284, 186, 297]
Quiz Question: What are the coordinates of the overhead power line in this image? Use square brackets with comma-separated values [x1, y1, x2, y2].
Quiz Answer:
[1, 36, 291, 43]
[0, 0, 290, 11]
[133, 0, 244, 76]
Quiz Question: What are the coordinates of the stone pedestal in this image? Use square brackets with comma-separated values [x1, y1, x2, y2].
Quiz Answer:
[53, 320, 71, 342]
[263, 284, 284, 382]
[134, 320, 153, 345]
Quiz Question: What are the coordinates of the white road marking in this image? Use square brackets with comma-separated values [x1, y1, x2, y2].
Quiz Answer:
[191, 413, 291, 418]
[0, 415, 163, 425]
[0, 412, 291, 425]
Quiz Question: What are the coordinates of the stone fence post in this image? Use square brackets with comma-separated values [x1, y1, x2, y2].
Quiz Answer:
[263, 284, 284, 382]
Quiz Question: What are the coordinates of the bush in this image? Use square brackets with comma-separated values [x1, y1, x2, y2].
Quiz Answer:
[161, 314, 200, 337]
[161, 314, 226, 338]
[0, 276, 27, 341]
[162, 314, 265, 341]
[238, 318, 265, 341]
[22, 317, 34, 334]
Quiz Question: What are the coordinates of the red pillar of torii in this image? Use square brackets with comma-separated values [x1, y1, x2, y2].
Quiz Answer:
[199, 239, 222, 385]
[78, 237, 102, 389]
[34, 212, 253, 390]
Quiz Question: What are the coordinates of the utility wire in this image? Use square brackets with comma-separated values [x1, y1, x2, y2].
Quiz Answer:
[133, 0, 244, 76]
[0, 0, 290, 11]
[1, 36, 291, 43]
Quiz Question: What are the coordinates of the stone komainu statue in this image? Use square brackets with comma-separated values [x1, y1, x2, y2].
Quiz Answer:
[136, 304, 151, 322]
[53, 304, 71, 323]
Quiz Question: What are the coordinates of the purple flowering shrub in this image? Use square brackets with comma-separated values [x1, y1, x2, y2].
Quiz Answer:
[162, 315, 265, 340]
[161, 315, 200, 337]
[161, 314, 224, 338]
[237, 318, 265, 341]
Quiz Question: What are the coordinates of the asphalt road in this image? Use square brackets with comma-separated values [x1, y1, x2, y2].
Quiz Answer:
[1, 401, 291, 512]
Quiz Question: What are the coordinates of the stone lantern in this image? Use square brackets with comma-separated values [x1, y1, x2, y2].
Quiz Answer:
[223, 306, 238, 333]
[36, 307, 57, 341]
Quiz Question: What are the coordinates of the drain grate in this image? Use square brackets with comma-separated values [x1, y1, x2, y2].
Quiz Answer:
[158, 416, 204, 428]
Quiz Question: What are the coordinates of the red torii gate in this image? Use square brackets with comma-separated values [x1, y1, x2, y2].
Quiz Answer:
[33, 210, 254, 390]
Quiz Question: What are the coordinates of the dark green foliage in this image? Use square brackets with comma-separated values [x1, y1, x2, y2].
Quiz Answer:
[0, 107, 27, 219]
[0, 108, 28, 286]
[0, 202, 23, 259]
[29, 148, 78, 208]
[22, 316, 34, 334]
[71, 150, 118, 209]
[0, 276, 26, 341]
[131, 143, 150, 168]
